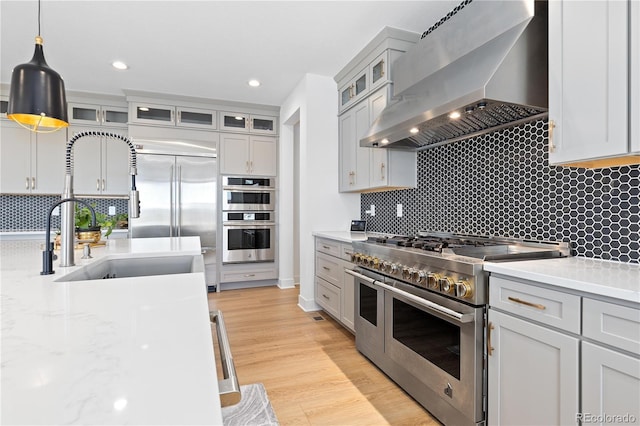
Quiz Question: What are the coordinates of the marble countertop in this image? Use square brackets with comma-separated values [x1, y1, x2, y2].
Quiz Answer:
[0, 237, 223, 425]
[486, 257, 640, 304]
[313, 230, 370, 243]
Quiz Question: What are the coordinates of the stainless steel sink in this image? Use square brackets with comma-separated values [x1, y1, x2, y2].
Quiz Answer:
[56, 255, 203, 282]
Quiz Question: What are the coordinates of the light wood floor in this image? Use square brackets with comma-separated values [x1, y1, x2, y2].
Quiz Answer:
[208, 286, 440, 426]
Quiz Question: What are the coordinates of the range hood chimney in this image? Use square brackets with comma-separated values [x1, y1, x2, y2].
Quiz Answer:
[361, 0, 548, 150]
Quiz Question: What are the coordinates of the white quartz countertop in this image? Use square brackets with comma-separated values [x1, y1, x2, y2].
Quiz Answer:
[486, 257, 640, 304]
[0, 236, 223, 425]
[313, 230, 369, 243]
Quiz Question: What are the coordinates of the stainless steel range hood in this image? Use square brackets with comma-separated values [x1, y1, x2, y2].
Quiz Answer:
[361, 0, 548, 150]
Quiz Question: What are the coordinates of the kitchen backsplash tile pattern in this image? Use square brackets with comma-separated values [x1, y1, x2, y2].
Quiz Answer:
[361, 119, 640, 263]
[0, 195, 128, 232]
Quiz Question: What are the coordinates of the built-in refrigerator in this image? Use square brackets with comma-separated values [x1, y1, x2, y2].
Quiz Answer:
[128, 126, 217, 287]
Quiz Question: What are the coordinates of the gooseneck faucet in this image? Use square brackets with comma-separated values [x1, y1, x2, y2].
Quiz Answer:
[42, 198, 96, 275]
[59, 131, 140, 267]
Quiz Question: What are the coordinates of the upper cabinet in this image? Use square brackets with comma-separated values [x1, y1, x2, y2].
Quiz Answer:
[549, 0, 640, 167]
[219, 133, 277, 176]
[219, 111, 277, 135]
[69, 103, 128, 127]
[130, 102, 217, 130]
[335, 28, 419, 192]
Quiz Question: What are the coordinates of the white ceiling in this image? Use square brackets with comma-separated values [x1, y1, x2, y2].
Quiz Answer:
[1, 1, 457, 107]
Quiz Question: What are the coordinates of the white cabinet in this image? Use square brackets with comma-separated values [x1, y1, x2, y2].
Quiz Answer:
[314, 237, 355, 332]
[487, 309, 579, 426]
[130, 102, 217, 130]
[632, 0, 640, 154]
[219, 111, 277, 135]
[68, 103, 127, 127]
[219, 133, 277, 176]
[549, 0, 640, 167]
[0, 120, 66, 194]
[70, 126, 130, 196]
[338, 67, 368, 113]
[339, 86, 416, 192]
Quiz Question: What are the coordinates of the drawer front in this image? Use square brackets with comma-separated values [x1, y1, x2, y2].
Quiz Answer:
[341, 243, 355, 262]
[583, 298, 640, 354]
[220, 269, 277, 283]
[490, 276, 581, 334]
[316, 238, 342, 257]
[316, 252, 342, 287]
[316, 277, 340, 319]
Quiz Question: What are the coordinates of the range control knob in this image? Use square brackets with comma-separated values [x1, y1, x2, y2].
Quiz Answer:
[401, 267, 411, 280]
[409, 269, 419, 281]
[455, 281, 474, 299]
[390, 263, 400, 274]
[439, 277, 455, 294]
[351, 252, 359, 263]
[416, 270, 427, 284]
[428, 273, 441, 290]
[372, 258, 380, 270]
[380, 261, 391, 272]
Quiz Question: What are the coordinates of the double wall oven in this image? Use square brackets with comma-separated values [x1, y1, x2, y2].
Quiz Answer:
[347, 233, 569, 426]
[221, 177, 275, 264]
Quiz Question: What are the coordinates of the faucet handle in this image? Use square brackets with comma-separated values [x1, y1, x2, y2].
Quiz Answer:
[81, 243, 92, 259]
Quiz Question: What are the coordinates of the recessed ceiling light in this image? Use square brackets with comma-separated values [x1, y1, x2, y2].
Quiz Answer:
[248, 79, 261, 87]
[112, 61, 128, 70]
[449, 111, 461, 119]
[410, 127, 419, 134]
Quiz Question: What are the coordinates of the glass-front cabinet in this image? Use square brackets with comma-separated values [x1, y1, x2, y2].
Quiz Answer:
[69, 103, 128, 127]
[219, 111, 277, 135]
[369, 51, 389, 91]
[130, 102, 216, 129]
[339, 67, 368, 113]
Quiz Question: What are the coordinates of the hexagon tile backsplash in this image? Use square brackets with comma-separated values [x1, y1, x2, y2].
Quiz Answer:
[362, 119, 640, 263]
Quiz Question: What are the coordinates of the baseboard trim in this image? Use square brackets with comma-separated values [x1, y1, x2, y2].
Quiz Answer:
[298, 294, 321, 312]
[278, 278, 296, 289]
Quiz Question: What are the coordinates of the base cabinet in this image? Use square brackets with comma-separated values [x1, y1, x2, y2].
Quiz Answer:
[487, 309, 579, 425]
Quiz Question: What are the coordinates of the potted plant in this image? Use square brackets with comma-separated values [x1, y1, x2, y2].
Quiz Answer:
[75, 204, 114, 243]
[115, 213, 128, 229]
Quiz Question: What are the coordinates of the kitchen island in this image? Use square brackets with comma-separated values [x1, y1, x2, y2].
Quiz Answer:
[0, 237, 223, 425]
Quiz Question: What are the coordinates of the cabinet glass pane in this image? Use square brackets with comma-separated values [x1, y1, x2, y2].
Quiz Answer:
[355, 74, 367, 96]
[253, 118, 273, 131]
[72, 107, 99, 122]
[104, 110, 127, 124]
[0, 100, 7, 114]
[181, 111, 213, 126]
[137, 106, 172, 122]
[372, 60, 384, 84]
[223, 115, 247, 129]
[341, 87, 351, 106]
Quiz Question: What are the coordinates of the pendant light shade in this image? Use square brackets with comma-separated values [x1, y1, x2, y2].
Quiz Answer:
[8, 17, 68, 132]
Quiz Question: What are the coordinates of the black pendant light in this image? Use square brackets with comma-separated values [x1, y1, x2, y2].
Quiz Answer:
[7, 0, 68, 132]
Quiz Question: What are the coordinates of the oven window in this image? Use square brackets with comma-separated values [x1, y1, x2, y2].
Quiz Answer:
[227, 229, 271, 250]
[392, 298, 461, 379]
[359, 283, 378, 326]
[227, 192, 271, 205]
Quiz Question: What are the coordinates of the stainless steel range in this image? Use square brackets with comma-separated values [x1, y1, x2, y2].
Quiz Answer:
[346, 232, 569, 426]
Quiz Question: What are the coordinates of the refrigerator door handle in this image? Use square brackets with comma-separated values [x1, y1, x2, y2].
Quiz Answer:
[169, 165, 175, 237]
[177, 165, 182, 237]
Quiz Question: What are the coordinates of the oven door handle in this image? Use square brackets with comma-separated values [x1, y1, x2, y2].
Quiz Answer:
[345, 268, 377, 285]
[376, 281, 474, 324]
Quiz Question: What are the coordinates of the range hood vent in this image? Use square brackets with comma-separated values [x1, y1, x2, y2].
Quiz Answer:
[361, 0, 548, 150]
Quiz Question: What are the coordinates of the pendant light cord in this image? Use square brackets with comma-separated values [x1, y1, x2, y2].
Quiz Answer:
[38, 0, 41, 36]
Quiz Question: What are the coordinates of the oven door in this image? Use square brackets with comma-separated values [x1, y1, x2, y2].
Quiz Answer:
[222, 189, 275, 211]
[379, 280, 485, 424]
[222, 224, 275, 263]
[348, 268, 385, 365]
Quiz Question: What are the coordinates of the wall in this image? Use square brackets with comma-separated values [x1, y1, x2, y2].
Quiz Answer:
[279, 74, 360, 310]
[362, 119, 640, 263]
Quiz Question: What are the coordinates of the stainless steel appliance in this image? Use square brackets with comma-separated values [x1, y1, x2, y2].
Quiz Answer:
[347, 232, 569, 426]
[361, 0, 548, 150]
[222, 176, 275, 211]
[128, 132, 217, 286]
[222, 211, 275, 264]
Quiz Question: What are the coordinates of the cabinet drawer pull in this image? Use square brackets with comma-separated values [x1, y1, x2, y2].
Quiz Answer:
[508, 296, 546, 310]
[322, 266, 331, 271]
[322, 294, 330, 300]
[548, 120, 556, 153]
[487, 322, 494, 356]
[243, 274, 256, 277]
[322, 245, 330, 249]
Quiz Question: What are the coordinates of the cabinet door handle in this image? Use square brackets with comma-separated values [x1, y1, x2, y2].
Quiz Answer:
[250, 161, 253, 172]
[548, 120, 556, 153]
[381, 162, 385, 180]
[507, 296, 546, 310]
[246, 161, 250, 172]
[249, 119, 252, 130]
[102, 179, 106, 191]
[25, 177, 30, 190]
[97, 179, 100, 191]
[95, 109, 100, 123]
[31, 177, 35, 189]
[487, 322, 494, 356]
[380, 59, 385, 77]
[177, 110, 181, 124]
[171, 109, 175, 124]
